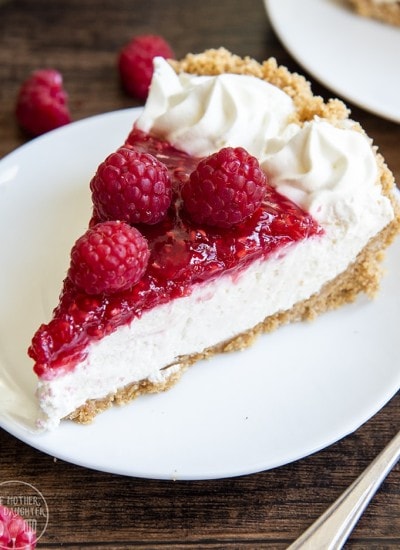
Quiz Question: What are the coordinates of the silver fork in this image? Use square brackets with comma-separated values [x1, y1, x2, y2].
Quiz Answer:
[288, 429, 400, 549]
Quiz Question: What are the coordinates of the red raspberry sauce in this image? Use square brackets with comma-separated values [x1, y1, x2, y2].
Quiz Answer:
[29, 128, 323, 380]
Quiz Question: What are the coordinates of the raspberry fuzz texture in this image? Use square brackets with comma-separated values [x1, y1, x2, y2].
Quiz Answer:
[90, 147, 172, 225]
[118, 34, 174, 99]
[0, 505, 37, 549]
[68, 221, 150, 295]
[182, 147, 267, 228]
[15, 69, 71, 136]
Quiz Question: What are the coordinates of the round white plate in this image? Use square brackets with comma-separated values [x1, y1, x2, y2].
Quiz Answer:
[265, 0, 400, 122]
[0, 109, 399, 480]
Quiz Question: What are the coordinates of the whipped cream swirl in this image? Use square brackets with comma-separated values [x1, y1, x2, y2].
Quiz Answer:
[136, 57, 295, 159]
[261, 118, 394, 230]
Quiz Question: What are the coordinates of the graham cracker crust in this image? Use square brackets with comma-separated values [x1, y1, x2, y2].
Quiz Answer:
[349, 0, 400, 26]
[67, 368, 186, 423]
[66, 49, 400, 425]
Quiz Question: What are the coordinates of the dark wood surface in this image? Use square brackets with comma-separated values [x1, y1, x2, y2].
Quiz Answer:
[1, 0, 399, 548]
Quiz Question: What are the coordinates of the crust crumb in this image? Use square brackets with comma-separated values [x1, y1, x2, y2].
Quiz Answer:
[66, 368, 186, 424]
[349, 0, 400, 26]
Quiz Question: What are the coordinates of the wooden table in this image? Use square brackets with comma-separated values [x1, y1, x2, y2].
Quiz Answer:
[1, 0, 399, 547]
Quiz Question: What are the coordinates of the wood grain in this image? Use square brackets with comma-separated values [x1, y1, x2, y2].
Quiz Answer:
[0, 0, 399, 547]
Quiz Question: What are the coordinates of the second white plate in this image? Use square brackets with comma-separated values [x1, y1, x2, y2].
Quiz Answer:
[265, 0, 400, 122]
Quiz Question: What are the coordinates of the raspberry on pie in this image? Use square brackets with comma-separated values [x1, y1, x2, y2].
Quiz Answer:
[182, 147, 267, 227]
[90, 147, 172, 225]
[68, 221, 150, 295]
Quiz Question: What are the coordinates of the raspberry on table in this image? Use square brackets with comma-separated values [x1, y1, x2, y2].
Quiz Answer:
[68, 221, 150, 295]
[0, 505, 37, 549]
[15, 69, 71, 136]
[182, 147, 267, 228]
[90, 146, 172, 225]
[118, 34, 174, 100]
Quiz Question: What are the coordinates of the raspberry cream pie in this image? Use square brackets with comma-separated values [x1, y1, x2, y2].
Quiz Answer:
[29, 49, 400, 430]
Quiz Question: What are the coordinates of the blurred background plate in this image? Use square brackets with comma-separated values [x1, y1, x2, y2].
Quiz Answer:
[265, 0, 400, 122]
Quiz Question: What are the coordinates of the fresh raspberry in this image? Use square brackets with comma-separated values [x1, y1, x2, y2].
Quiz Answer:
[118, 34, 174, 100]
[90, 146, 172, 225]
[68, 221, 150, 295]
[15, 69, 71, 136]
[0, 505, 37, 549]
[182, 147, 267, 228]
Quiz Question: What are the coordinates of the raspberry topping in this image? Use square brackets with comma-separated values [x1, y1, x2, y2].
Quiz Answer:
[68, 221, 150, 295]
[118, 34, 174, 100]
[90, 146, 172, 225]
[15, 69, 71, 136]
[182, 147, 267, 228]
[0, 505, 37, 549]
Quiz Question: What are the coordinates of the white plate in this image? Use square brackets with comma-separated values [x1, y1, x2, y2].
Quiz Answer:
[265, 0, 400, 122]
[1, 109, 399, 480]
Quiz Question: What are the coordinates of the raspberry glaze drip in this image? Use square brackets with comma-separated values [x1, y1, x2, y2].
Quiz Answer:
[29, 128, 323, 380]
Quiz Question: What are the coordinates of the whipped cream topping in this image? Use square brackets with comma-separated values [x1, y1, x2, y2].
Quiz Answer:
[136, 57, 295, 159]
[261, 118, 394, 230]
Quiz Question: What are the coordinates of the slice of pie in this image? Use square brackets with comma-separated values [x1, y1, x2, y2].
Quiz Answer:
[349, 0, 400, 26]
[29, 49, 400, 430]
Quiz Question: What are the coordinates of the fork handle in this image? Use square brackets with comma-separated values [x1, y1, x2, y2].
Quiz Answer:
[288, 429, 400, 550]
